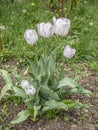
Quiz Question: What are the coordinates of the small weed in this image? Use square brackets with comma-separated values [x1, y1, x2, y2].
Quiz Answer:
[76, 113, 88, 125]
[64, 116, 69, 122]
[76, 119, 82, 125]
[0, 125, 12, 130]
[0, 104, 8, 121]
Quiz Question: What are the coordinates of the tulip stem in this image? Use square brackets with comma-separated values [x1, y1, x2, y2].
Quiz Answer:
[60, 0, 64, 17]
[42, 37, 47, 59]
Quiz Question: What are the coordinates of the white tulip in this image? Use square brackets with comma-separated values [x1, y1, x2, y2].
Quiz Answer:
[24, 29, 38, 45]
[21, 80, 36, 95]
[25, 85, 36, 95]
[37, 22, 54, 38]
[53, 17, 71, 36]
[63, 45, 76, 59]
[21, 80, 30, 90]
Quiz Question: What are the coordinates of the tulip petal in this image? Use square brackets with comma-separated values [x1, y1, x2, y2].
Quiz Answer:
[37, 22, 54, 38]
[24, 29, 38, 45]
[53, 17, 71, 36]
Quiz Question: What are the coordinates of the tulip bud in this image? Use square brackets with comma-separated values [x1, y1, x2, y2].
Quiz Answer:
[53, 17, 71, 36]
[37, 22, 54, 38]
[24, 29, 38, 45]
[63, 45, 76, 59]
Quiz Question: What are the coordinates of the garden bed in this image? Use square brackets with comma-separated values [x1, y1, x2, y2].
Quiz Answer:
[0, 62, 98, 130]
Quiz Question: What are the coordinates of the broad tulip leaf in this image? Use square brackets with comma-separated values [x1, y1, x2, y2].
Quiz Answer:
[33, 105, 41, 120]
[39, 86, 60, 101]
[38, 56, 50, 85]
[11, 110, 30, 124]
[0, 84, 12, 99]
[70, 87, 92, 96]
[27, 58, 38, 79]
[38, 55, 46, 75]
[63, 100, 84, 109]
[0, 69, 13, 99]
[0, 69, 13, 85]
[57, 78, 80, 89]
[42, 100, 67, 113]
[47, 53, 55, 75]
[48, 75, 58, 90]
[59, 67, 65, 80]
[13, 87, 28, 100]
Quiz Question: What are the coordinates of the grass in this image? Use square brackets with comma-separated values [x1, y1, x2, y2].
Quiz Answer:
[0, 0, 98, 69]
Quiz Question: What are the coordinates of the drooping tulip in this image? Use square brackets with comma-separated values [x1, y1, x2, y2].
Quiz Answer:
[21, 80, 29, 90]
[24, 29, 38, 45]
[21, 80, 36, 96]
[53, 17, 71, 36]
[37, 22, 54, 38]
[63, 45, 76, 59]
[25, 85, 36, 96]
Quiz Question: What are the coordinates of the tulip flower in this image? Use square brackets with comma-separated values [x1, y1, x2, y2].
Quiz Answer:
[24, 29, 38, 45]
[21, 80, 29, 90]
[53, 17, 71, 36]
[63, 45, 76, 59]
[21, 80, 36, 95]
[37, 22, 54, 38]
[25, 85, 36, 95]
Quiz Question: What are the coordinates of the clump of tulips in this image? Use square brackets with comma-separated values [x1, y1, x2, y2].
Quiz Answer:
[24, 17, 75, 59]
[0, 16, 92, 124]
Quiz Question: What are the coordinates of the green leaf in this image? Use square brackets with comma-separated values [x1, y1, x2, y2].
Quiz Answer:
[38, 56, 50, 85]
[38, 55, 46, 75]
[42, 100, 67, 113]
[11, 110, 30, 124]
[63, 100, 90, 109]
[59, 67, 65, 80]
[13, 87, 28, 100]
[0, 69, 13, 85]
[33, 105, 41, 120]
[57, 78, 91, 96]
[27, 58, 38, 79]
[0, 84, 12, 99]
[57, 78, 81, 89]
[70, 87, 92, 96]
[40, 69, 50, 86]
[0, 69, 13, 99]
[47, 53, 55, 75]
[39, 86, 60, 101]
[48, 75, 58, 90]
[63, 100, 84, 109]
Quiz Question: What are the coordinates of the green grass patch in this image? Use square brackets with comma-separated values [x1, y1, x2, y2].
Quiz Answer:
[0, 0, 98, 66]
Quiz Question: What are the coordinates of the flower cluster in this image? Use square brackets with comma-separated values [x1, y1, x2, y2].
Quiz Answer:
[21, 80, 36, 95]
[24, 17, 76, 59]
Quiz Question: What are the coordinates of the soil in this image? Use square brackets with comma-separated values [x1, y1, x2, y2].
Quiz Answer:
[0, 62, 98, 130]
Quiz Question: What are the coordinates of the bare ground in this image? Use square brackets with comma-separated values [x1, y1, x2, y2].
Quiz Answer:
[0, 62, 98, 130]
